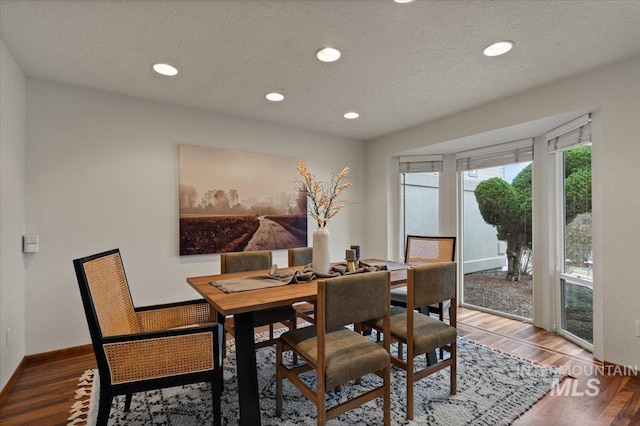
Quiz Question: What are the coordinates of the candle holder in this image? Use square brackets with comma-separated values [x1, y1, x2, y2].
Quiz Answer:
[346, 249, 357, 272]
[350, 245, 361, 270]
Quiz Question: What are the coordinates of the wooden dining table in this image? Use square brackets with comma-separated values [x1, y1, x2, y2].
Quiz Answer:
[186, 259, 408, 426]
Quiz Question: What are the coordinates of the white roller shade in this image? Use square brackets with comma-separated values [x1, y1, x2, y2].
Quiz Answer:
[547, 114, 591, 153]
[399, 155, 443, 173]
[456, 138, 533, 172]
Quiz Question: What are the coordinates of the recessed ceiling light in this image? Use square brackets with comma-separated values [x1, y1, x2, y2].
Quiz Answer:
[394, 0, 414, 3]
[152, 63, 178, 76]
[483, 41, 514, 57]
[344, 112, 360, 119]
[316, 47, 341, 63]
[265, 92, 285, 102]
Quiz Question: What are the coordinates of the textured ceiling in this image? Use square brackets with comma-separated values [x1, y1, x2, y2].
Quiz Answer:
[2, 0, 640, 141]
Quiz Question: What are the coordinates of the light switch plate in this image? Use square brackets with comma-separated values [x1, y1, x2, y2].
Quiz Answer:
[23, 234, 39, 253]
[636, 320, 640, 338]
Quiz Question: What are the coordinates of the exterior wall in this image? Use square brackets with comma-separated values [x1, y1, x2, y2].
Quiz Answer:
[402, 170, 506, 273]
[400, 173, 439, 257]
[0, 40, 27, 390]
[461, 167, 507, 274]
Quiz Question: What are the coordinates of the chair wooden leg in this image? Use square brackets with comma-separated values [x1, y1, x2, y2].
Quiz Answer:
[96, 392, 113, 426]
[124, 393, 132, 412]
[407, 353, 414, 420]
[317, 390, 326, 426]
[383, 364, 391, 426]
[439, 303, 445, 359]
[317, 367, 327, 426]
[406, 345, 415, 420]
[451, 342, 457, 395]
[288, 317, 298, 365]
[275, 341, 283, 416]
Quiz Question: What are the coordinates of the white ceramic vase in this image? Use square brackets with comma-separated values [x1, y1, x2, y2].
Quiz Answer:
[312, 227, 331, 274]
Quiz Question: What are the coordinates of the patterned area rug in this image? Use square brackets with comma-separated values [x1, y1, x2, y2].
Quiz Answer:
[69, 333, 561, 425]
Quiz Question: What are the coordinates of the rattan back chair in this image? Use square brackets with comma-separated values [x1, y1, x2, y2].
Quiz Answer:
[276, 271, 391, 425]
[366, 262, 457, 420]
[391, 236, 456, 321]
[219, 250, 297, 352]
[405, 235, 456, 263]
[74, 249, 223, 426]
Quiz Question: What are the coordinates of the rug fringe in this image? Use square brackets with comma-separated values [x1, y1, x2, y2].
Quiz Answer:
[68, 369, 94, 426]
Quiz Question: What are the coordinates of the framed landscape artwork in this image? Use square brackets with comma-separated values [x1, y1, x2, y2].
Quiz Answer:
[179, 144, 307, 255]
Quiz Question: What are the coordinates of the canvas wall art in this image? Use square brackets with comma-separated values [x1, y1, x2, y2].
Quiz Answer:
[179, 144, 307, 255]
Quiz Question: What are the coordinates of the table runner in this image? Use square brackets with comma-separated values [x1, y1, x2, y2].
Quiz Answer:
[211, 262, 377, 293]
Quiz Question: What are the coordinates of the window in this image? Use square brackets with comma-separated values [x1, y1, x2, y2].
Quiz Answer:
[457, 139, 533, 319]
[549, 114, 593, 347]
[399, 156, 442, 260]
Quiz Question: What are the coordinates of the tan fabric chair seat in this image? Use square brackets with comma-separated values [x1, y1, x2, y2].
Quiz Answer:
[367, 306, 457, 356]
[389, 286, 450, 311]
[280, 325, 389, 390]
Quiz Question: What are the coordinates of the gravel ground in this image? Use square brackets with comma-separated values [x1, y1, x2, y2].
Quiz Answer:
[463, 271, 533, 318]
[463, 271, 593, 342]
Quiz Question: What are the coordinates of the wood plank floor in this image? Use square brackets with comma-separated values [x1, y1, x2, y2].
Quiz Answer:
[0, 307, 638, 425]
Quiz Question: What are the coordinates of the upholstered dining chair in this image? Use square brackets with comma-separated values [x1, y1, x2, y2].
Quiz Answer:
[366, 262, 457, 420]
[73, 249, 223, 426]
[390, 236, 456, 321]
[287, 246, 313, 267]
[219, 250, 298, 352]
[287, 247, 315, 323]
[276, 271, 391, 426]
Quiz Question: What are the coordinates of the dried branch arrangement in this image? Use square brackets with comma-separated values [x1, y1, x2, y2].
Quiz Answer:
[296, 159, 352, 228]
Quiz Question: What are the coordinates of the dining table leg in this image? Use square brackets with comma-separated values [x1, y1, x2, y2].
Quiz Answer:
[233, 312, 262, 426]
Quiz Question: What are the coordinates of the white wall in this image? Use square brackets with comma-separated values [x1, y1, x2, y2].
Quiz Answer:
[24, 79, 365, 355]
[0, 40, 27, 390]
[6, 48, 638, 372]
[365, 55, 640, 367]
